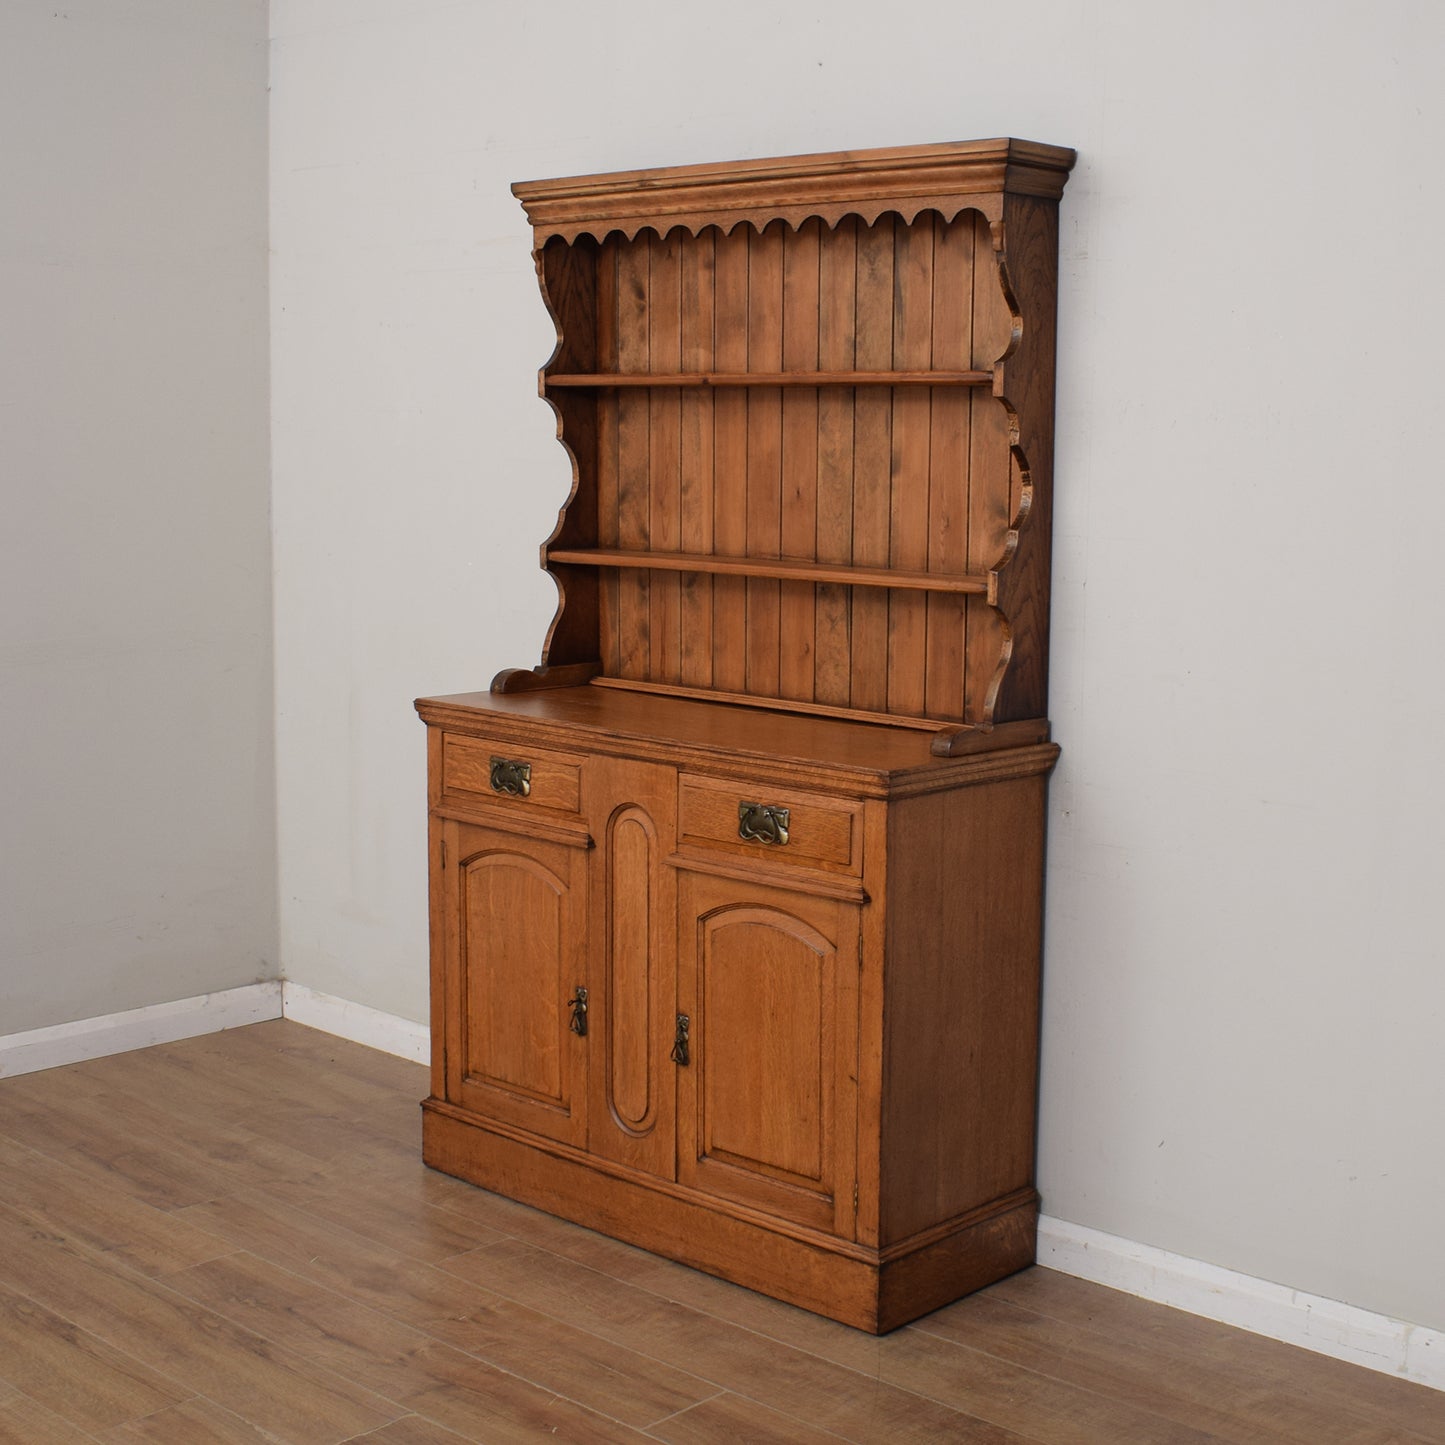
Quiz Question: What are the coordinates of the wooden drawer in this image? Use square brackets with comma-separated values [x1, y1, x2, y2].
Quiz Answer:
[441, 733, 582, 815]
[677, 773, 861, 874]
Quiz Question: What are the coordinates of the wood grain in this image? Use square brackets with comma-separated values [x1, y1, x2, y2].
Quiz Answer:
[546, 547, 988, 593]
[99, 1398, 277, 1443]
[710, 224, 749, 694]
[1, 1024, 1440, 1444]
[0, 1393, 102, 1445]
[545, 370, 992, 387]
[813, 216, 858, 708]
[848, 215, 895, 713]
[441, 1237, 995, 1442]
[678, 227, 715, 689]
[615, 231, 652, 679]
[779, 218, 821, 702]
[648, 228, 684, 683]
[0, 1202, 401, 1443]
[744, 219, 784, 697]
[0, 1282, 188, 1434]
[512, 138, 1077, 244]
[520, 143, 1067, 730]
[926, 211, 975, 719]
[886, 206, 934, 716]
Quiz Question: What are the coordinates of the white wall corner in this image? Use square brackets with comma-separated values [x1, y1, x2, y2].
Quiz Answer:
[1038, 1215, 1445, 1394]
[280, 981, 429, 1064]
[0, 982, 284, 1078]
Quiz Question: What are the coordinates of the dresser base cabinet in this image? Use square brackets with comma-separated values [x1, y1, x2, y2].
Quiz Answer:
[417, 687, 1057, 1333]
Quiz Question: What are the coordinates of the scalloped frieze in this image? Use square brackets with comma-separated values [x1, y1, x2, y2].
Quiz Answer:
[514, 138, 1075, 246]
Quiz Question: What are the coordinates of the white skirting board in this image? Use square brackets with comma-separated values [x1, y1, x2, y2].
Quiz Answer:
[2, 989, 1438, 1392]
[277, 981, 429, 1064]
[0, 978, 427, 1077]
[1038, 1215, 1444, 1393]
[0, 980, 284, 1077]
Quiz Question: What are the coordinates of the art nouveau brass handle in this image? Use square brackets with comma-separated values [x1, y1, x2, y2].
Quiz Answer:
[489, 756, 531, 797]
[738, 802, 789, 846]
[670, 1013, 690, 1067]
[568, 986, 588, 1037]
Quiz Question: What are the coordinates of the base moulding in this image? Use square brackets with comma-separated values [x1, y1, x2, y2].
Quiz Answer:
[423, 1099, 1037, 1334]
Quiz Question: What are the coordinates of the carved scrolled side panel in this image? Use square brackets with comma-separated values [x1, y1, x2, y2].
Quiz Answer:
[503, 237, 602, 685]
[979, 195, 1062, 725]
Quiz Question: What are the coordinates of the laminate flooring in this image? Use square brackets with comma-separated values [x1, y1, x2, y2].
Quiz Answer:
[0, 1021, 1438, 1443]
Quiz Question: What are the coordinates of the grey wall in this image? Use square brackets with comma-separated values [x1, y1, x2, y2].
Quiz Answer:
[268, 0, 1445, 1335]
[0, 1, 275, 1032]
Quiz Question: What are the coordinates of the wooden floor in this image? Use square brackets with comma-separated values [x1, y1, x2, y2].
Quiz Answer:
[0, 1023, 1439, 1444]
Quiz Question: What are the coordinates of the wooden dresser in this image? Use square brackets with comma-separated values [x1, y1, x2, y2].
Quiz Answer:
[416, 138, 1075, 1332]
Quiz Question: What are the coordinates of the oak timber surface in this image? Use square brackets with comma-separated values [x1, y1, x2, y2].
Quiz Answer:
[416, 684, 1050, 789]
[0, 1023, 1440, 1444]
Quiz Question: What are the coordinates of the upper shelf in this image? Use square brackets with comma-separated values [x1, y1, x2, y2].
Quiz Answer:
[545, 369, 994, 390]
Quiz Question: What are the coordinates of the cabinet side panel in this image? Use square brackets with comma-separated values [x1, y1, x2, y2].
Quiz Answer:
[880, 775, 1048, 1243]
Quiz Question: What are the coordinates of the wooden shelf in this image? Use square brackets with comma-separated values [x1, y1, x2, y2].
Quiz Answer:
[544, 369, 994, 389]
[546, 548, 991, 596]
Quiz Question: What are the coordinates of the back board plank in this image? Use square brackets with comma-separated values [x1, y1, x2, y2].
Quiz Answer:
[779, 220, 822, 702]
[679, 229, 717, 689]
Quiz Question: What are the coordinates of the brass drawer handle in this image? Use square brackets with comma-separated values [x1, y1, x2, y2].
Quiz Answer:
[738, 802, 789, 846]
[490, 756, 532, 797]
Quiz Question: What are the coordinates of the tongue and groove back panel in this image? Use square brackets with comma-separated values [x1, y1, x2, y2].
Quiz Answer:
[514, 140, 1073, 744]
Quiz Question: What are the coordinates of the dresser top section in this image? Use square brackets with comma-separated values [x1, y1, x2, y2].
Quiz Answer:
[512, 138, 1076, 244]
[415, 686, 1056, 797]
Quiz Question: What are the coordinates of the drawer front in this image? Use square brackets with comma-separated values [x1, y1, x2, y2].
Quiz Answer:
[677, 773, 861, 874]
[441, 733, 582, 815]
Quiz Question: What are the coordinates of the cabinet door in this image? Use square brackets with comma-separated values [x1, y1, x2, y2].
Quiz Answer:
[676, 872, 859, 1236]
[441, 819, 589, 1148]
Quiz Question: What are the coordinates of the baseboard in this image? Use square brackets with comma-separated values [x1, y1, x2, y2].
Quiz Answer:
[0, 978, 426, 1079]
[279, 981, 428, 1064]
[0, 981, 283, 1078]
[1038, 1215, 1444, 1393]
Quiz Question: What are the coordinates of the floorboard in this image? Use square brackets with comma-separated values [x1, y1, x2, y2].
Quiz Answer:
[0, 1021, 1438, 1444]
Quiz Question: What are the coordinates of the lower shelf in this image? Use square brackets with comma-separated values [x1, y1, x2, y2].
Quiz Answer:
[422, 1099, 1038, 1333]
